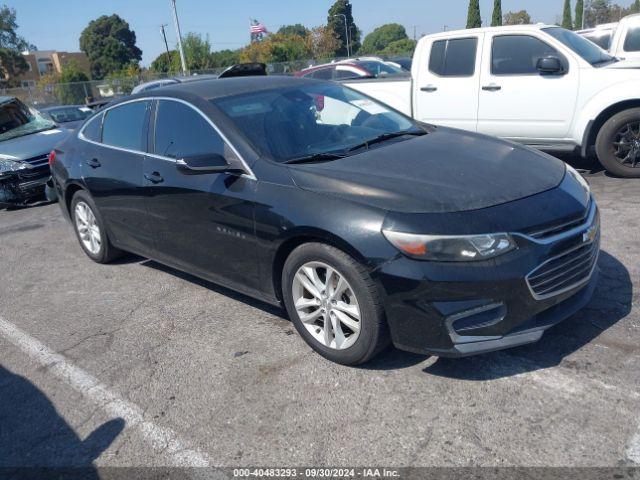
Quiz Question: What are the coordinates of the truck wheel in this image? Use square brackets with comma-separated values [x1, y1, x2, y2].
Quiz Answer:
[595, 108, 640, 178]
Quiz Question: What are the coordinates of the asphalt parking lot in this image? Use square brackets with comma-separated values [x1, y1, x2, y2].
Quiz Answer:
[0, 159, 639, 469]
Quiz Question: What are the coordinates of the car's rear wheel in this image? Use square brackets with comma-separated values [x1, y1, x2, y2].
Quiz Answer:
[71, 190, 122, 263]
[282, 242, 389, 365]
[595, 108, 640, 178]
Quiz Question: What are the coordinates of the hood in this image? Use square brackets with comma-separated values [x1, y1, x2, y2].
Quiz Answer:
[603, 57, 640, 69]
[0, 128, 69, 161]
[288, 127, 566, 214]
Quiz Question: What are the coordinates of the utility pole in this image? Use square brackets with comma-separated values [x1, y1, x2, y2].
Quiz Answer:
[170, 0, 187, 75]
[413, 25, 418, 41]
[334, 13, 350, 58]
[582, 2, 586, 29]
[160, 24, 172, 71]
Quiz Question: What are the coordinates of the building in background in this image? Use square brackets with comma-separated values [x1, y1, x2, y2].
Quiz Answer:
[15, 50, 91, 89]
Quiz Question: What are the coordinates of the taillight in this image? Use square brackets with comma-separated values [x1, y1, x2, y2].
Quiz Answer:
[48, 150, 56, 165]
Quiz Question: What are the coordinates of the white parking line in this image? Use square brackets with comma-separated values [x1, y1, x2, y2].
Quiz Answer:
[0, 316, 210, 467]
[629, 429, 640, 464]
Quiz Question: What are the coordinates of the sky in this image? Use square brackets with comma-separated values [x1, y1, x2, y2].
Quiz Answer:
[6, 0, 604, 66]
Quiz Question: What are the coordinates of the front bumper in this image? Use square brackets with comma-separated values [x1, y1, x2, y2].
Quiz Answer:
[374, 201, 600, 358]
[0, 168, 49, 206]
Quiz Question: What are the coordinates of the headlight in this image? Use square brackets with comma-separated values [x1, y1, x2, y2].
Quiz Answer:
[0, 157, 30, 174]
[566, 164, 590, 194]
[382, 230, 516, 262]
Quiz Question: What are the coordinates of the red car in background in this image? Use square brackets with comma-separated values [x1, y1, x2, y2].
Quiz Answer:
[295, 59, 408, 81]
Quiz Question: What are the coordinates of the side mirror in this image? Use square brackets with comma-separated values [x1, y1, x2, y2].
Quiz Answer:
[536, 56, 564, 75]
[176, 153, 245, 175]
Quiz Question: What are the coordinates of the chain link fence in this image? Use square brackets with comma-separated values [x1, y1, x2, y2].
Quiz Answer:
[3, 55, 411, 108]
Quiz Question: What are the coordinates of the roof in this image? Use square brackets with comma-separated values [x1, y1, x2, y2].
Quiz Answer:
[419, 23, 556, 43]
[158, 75, 316, 100]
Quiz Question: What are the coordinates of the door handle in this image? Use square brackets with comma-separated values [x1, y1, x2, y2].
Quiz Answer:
[482, 84, 502, 92]
[144, 172, 164, 184]
[86, 158, 101, 168]
[421, 85, 438, 92]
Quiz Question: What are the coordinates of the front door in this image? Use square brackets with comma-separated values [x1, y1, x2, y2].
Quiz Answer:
[143, 99, 259, 292]
[413, 34, 483, 132]
[477, 33, 579, 141]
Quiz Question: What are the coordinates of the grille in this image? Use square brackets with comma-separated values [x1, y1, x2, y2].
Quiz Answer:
[23, 154, 49, 169]
[526, 235, 599, 300]
[528, 204, 590, 240]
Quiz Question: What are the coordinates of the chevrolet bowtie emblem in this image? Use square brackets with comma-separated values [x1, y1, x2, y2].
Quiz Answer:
[583, 224, 598, 244]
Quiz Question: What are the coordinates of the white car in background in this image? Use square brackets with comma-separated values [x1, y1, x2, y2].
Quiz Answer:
[577, 14, 640, 59]
[343, 24, 640, 177]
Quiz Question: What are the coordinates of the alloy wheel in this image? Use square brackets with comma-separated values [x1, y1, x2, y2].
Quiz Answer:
[612, 121, 640, 168]
[291, 261, 361, 350]
[74, 201, 102, 255]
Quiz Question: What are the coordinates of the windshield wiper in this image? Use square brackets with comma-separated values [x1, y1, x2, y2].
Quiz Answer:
[347, 130, 425, 152]
[283, 152, 346, 165]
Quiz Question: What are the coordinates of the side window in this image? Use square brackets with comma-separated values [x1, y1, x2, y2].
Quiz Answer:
[102, 101, 149, 151]
[335, 68, 360, 80]
[81, 113, 103, 142]
[154, 100, 226, 159]
[624, 27, 640, 52]
[492, 35, 559, 75]
[428, 38, 478, 77]
[310, 68, 333, 80]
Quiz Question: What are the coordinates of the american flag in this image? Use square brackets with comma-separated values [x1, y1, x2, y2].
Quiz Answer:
[250, 22, 267, 34]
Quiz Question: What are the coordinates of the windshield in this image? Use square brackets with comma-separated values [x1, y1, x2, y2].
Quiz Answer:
[212, 82, 421, 163]
[43, 106, 92, 123]
[354, 60, 406, 77]
[543, 27, 616, 65]
[0, 99, 56, 142]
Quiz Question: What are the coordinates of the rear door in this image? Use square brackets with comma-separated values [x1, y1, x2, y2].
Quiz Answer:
[413, 34, 483, 131]
[143, 99, 259, 291]
[477, 32, 579, 141]
[80, 100, 154, 254]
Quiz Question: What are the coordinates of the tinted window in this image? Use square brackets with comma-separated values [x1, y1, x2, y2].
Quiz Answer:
[429, 38, 478, 76]
[81, 113, 103, 142]
[353, 60, 405, 76]
[624, 26, 640, 52]
[583, 32, 612, 50]
[335, 68, 361, 80]
[47, 106, 92, 123]
[102, 101, 149, 151]
[309, 68, 333, 80]
[154, 100, 225, 159]
[492, 35, 559, 75]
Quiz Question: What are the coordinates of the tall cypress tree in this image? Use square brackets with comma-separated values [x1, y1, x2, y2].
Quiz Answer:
[466, 0, 482, 29]
[632, 0, 640, 14]
[574, 0, 584, 30]
[562, 0, 573, 30]
[491, 0, 502, 26]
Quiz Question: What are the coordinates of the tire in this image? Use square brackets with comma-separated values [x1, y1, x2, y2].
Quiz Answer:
[282, 242, 390, 366]
[70, 190, 123, 263]
[595, 108, 640, 178]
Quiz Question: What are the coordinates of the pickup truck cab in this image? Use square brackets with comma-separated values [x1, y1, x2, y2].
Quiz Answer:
[577, 14, 640, 60]
[345, 24, 640, 177]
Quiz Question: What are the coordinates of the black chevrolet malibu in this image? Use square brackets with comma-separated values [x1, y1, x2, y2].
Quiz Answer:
[50, 76, 600, 365]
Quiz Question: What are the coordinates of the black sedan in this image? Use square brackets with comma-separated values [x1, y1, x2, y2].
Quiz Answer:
[50, 77, 600, 365]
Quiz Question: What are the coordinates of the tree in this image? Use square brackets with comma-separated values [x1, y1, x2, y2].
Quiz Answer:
[172, 33, 212, 72]
[79, 14, 142, 79]
[584, 0, 612, 28]
[240, 33, 312, 64]
[562, 0, 574, 29]
[278, 24, 309, 37]
[467, 0, 482, 28]
[57, 61, 90, 105]
[306, 26, 341, 60]
[327, 0, 360, 56]
[209, 49, 241, 68]
[150, 50, 177, 73]
[503, 10, 533, 25]
[575, 0, 585, 29]
[380, 38, 417, 56]
[0, 5, 34, 86]
[630, 0, 640, 13]
[492, 0, 503, 26]
[360, 24, 408, 54]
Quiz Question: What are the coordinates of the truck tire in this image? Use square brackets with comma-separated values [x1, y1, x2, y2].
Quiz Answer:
[595, 108, 640, 178]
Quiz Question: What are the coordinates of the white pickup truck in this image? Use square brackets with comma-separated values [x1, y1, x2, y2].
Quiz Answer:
[577, 13, 640, 60]
[344, 24, 640, 177]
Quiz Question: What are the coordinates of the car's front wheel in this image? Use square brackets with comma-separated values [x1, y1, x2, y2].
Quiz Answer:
[595, 108, 640, 178]
[282, 242, 389, 365]
[71, 190, 122, 263]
